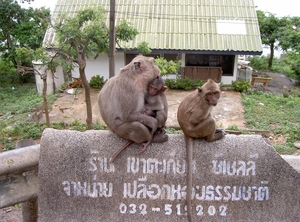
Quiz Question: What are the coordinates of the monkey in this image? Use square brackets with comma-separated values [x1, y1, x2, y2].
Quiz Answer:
[176, 78, 225, 222]
[98, 55, 168, 162]
[144, 76, 168, 128]
[110, 75, 169, 162]
[137, 76, 168, 153]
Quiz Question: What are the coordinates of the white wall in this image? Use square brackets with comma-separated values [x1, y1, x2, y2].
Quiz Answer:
[69, 52, 238, 85]
[221, 55, 238, 85]
[33, 61, 65, 95]
[71, 52, 125, 81]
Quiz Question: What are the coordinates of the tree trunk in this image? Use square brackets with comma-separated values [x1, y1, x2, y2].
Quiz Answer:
[42, 77, 50, 128]
[79, 67, 93, 130]
[6, 34, 20, 67]
[268, 42, 274, 69]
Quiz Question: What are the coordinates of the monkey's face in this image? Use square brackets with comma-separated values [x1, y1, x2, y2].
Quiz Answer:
[205, 91, 220, 106]
[148, 84, 162, 96]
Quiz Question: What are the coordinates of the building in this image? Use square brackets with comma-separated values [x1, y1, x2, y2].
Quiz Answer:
[43, 0, 262, 85]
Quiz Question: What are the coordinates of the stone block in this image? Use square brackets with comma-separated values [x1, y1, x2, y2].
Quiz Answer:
[38, 129, 300, 221]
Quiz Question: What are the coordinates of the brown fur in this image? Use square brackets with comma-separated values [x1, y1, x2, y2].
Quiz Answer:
[144, 76, 168, 128]
[177, 78, 225, 222]
[98, 55, 165, 145]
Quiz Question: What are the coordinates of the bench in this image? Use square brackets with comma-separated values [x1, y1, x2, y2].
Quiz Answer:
[251, 77, 272, 91]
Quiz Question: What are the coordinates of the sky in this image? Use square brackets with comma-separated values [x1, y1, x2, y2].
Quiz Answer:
[20, 0, 56, 11]
[253, 0, 299, 17]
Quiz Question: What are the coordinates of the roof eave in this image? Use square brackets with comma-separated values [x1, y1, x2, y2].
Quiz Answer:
[117, 49, 263, 56]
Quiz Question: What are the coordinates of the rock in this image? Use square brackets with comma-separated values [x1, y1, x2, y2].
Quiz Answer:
[294, 142, 300, 149]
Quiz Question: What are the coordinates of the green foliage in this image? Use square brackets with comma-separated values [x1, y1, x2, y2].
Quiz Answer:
[56, 7, 138, 58]
[256, 11, 282, 45]
[154, 57, 183, 75]
[0, 82, 108, 150]
[89, 75, 107, 89]
[278, 16, 300, 53]
[255, 11, 300, 68]
[0, 120, 107, 151]
[231, 80, 251, 92]
[0, 58, 19, 84]
[226, 124, 240, 131]
[115, 20, 139, 42]
[165, 77, 204, 91]
[93, 120, 106, 130]
[165, 127, 182, 134]
[137, 41, 152, 55]
[281, 51, 300, 82]
[270, 57, 294, 76]
[0, 0, 50, 66]
[0, 84, 55, 115]
[249, 56, 268, 70]
[242, 90, 300, 154]
[15, 7, 51, 50]
[250, 51, 300, 82]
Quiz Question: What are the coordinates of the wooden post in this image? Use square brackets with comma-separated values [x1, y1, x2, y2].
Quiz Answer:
[109, 0, 116, 78]
[22, 198, 38, 222]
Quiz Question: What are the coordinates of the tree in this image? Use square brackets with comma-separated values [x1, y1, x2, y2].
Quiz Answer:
[15, 47, 61, 127]
[256, 10, 283, 69]
[279, 16, 300, 53]
[52, 7, 138, 129]
[0, 0, 50, 67]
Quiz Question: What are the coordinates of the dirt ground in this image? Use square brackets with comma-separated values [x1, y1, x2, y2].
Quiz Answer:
[1, 72, 298, 221]
[38, 86, 245, 129]
[38, 71, 297, 129]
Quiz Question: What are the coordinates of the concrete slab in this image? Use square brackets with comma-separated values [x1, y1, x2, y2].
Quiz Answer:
[38, 129, 300, 221]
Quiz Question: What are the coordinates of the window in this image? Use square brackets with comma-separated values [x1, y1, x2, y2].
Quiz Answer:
[186, 54, 234, 76]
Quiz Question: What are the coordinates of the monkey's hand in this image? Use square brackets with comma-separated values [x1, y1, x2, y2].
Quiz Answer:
[128, 112, 158, 134]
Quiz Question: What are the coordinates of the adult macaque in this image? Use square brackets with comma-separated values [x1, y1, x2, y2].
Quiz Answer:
[177, 78, 225, 222]
[110, 76, 169, 162]
[98, 55, 168, 161]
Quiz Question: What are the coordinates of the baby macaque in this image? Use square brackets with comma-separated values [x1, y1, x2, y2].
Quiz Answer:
[144, 76, 168, 128]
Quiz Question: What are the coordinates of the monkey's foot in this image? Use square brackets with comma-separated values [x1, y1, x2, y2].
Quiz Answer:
[152, 133, 168, 143]
[216, 128, 226, 135]
[155, 127, 166, 135]
[214, 128, 226, 140]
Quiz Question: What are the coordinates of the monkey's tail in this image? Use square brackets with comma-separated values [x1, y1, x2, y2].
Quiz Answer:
[184, 135, 193, 222]
[110, 141, 133, 163]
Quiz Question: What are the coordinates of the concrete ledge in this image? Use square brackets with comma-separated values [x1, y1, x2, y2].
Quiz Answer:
[1, 131, 299, 215]
[38, 129, 300, 221]
[0, 139, 299, 176]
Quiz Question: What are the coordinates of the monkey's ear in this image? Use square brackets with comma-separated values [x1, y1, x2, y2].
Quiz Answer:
[197, 87, 202, 95]
[134, 61, 141, 68]
[162, 86, 168, 92]
[134, 61, 142, 73]
[148, 57, 154, 62]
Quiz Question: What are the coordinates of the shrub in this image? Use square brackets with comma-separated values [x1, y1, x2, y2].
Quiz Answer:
[89, 75, 106, 88]
[249, 56, 268, 70]
[165, 77, 204, 90]
[0, 58, 19, 84]
[154, 57, 183, 75]
[232, 80, 251, 92]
